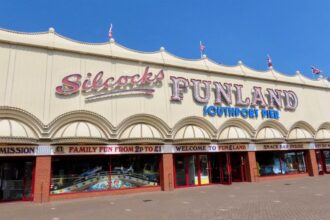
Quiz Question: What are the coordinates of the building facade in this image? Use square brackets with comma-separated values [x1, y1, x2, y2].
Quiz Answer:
[0, 28, 329, 203]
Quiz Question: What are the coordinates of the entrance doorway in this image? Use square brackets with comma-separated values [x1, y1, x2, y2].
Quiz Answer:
[0, 158, 35, 202]
[209, 153, 231, 184]
[230, 153, 247, 182]
[174, 155, 209, 187]
[174, 153, 248, 188]
[316, 150, 330, 174]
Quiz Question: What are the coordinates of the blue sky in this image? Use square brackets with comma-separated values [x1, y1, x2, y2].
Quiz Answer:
[0, 0, 329, 79]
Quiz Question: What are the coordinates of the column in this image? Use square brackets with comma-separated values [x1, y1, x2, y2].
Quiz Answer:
[33, 156, 51, 203]
[246, 151, 258, 182]
[306, 149, 318, 176]
[161, 154, 174, 191]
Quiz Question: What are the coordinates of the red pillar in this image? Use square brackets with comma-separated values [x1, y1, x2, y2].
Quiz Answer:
[33, 156, 51, 203]
[246, 151, 258, 182]
[161, 154, 174, 191]
[306, 149, 318, 176]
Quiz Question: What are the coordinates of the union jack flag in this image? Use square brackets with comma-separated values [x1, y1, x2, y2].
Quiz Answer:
[108, 24, 113, 39]
[311, 66, 322, 75]
[267, 55, 272, 68]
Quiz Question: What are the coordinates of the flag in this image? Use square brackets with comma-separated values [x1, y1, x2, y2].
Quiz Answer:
[108, 24, 113, 39]
[311, 66, 322, 75]
[267, 55, 272, 68]
[200, 41, 205, 54]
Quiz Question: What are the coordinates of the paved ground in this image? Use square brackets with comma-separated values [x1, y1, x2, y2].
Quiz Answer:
[1, 175, 330, 220]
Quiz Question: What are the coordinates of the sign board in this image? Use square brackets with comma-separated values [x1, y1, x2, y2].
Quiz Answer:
[52, 145, 162, 155]
[255, 143, 310, 151]
[0, 143, 318, 157]
[0, 146, 38, 156]
[314, 143, 330, 149]
[168, 144, 250, 153]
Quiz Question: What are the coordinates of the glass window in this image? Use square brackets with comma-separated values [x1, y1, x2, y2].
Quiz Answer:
[256, 151, 307, 177]
[175, 155, 207, 187]
[283, 152, 298, 174]
[187, 155, 198, 186]
[51, 155, 160, 194]
[256, 152, 282, 176]
[110, 155, 160, 189]
[323, 150, 330, 172]
[296, 152, 306, 172]
[51, 156, 110, 194]
[220, 154, 230, 183]
[199, 155, 209, 185]
[316, 151, 323, 172]
[175, 156, 186, 186]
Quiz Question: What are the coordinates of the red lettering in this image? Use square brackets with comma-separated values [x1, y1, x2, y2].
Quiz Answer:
[103, 76, 115, 89]
[100, 146, 113, 152]
[130, 74, 140, 84]
[115, 146, 134, 153]
[82, 73, 92, 92]
[138, 66, 154, 84]
[92, 71, 104, 91]
[55, 74, 82, 95]
[56, 67, 165, 97]
[115, 75, 129, 87]
[155, 69, 165, 81]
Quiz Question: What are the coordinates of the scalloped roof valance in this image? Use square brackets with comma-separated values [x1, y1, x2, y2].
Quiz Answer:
[0, 28, 329, 90]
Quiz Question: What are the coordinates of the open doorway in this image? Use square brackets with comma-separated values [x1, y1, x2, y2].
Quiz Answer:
[174, 152, 248, 188]
[209, 153, 231, 184]
[316, 150, 330, 174]
[230, 153, 247, 182]
[0, 157, 35, 202]
[174, 154, 211, 187]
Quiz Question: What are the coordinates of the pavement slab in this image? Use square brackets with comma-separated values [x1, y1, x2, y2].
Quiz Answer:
[1, 175, 330, 220]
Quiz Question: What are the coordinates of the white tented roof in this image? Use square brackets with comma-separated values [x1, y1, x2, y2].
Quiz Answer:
[219, 126, 250, 141]
[0, 119, 36, 139]
[120, 123, 162, 139]
[315, 129, 330, 140]
[175, 125, 209, 140]
[287, 128, 313, 140]
[54, 121, 106, 139]
[256, 127, 284, 141]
